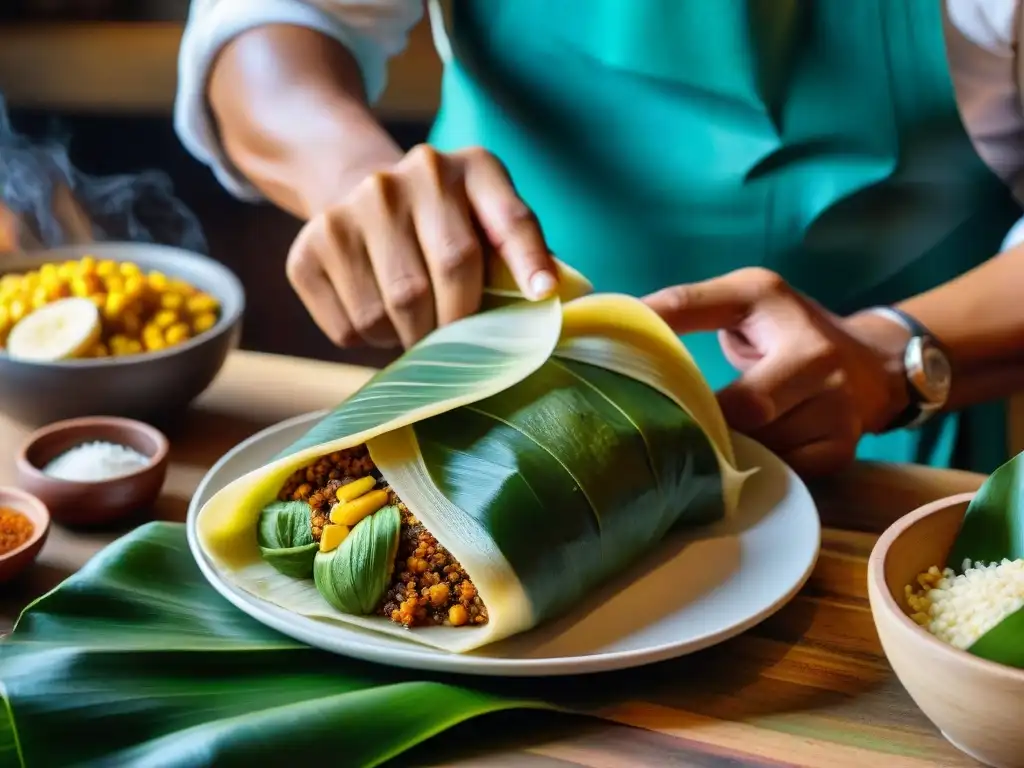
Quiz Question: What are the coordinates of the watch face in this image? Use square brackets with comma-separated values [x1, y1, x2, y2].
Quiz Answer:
[910, 340, 952, 403]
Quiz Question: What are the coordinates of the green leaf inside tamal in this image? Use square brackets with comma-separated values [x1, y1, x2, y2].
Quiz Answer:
[314, 506, 401, 615]
[257, 500, 318, 579]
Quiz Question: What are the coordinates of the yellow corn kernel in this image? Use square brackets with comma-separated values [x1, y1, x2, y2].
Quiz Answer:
[56, 262, 77, 280]
[103, 274, 125, 294]
[39, 263, 58, 281]
[186, 293, 219, 315]
[21, 273, 39, 292]
[70, 275, 100, 298]
[124, 339, 144, 355]
[168, 278, 197, 296]
[43, 277, 68, 300]
[329, 489, 390, 527]
[103, 291, 127, 319]
[192, 312, 218, 335]
[78, 255, 97, 275]
[319, 524, 350, 553]
[0, 306, 10, 335]
[90, 342, 110, 358]
[164, 322, 191, 346]
[8, 299, 27, 323]
[96, 260, 117, 277]
[152, 309, 178, 329]
[143, 333, 166, 352]
[124, 275, 145, 299]
[147, 271, 168, 291]
[160, 292, 185, 312]
[335, 476, 377, 504]
[119, 261, 141, 277]
[108, 333, 131, 350]
[30, 287, 49, 311]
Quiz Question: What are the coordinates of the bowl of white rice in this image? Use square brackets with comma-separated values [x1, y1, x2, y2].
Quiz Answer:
[868, 493, 1024, 768]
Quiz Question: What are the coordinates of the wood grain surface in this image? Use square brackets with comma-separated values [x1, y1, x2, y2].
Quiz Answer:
[0, 351, 989, 767]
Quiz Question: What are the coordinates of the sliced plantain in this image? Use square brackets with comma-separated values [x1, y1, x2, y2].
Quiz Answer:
[5, 297, 102, 362]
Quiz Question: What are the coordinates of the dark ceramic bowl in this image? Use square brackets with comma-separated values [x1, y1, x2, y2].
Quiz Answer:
[0, 243, 244, 428]
[0, 486, 51, 584]
[16, 416, 170, 527]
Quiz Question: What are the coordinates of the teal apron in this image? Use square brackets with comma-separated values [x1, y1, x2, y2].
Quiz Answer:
[429, 0, 1021, 472]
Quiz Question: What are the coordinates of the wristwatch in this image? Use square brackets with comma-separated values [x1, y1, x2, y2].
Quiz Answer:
[863, 306, 952, 431]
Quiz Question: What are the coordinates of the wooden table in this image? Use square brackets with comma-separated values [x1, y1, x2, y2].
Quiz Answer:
[0, 350, 991, 767]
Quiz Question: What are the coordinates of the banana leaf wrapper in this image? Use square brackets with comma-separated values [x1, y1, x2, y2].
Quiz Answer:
[196, 261, 755, 653]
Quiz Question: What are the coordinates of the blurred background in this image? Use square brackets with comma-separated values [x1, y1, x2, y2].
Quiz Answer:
[0, 1, 440, 368]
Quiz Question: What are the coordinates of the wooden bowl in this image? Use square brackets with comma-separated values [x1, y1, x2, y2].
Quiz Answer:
[867, 493, 1024, 768]
[0, 486, 51, 584]
[16, 416, 170, 527]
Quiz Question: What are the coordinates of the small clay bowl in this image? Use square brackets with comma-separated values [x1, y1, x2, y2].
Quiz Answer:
[0, 486, 51, 584]
[16, 416, 170, 527]
[868, 492, 1024, 768]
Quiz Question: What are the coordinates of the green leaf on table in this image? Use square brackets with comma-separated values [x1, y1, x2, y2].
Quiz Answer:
[0, 522, 546, 768]
[947, 451, 1024, 570]
[314, 505, 401, 615]
[257, 500, 318, 579]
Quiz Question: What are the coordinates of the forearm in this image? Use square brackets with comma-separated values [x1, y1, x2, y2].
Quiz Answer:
[846, 243, 1024, 412]
[208, 24, 402, 219]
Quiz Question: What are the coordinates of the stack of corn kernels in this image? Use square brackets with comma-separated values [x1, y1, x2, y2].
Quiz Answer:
[0, 256, 221, 357]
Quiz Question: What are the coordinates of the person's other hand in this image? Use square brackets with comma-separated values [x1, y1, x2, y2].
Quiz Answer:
[286, 145, 559, 349]
[644, 268, 911, 477]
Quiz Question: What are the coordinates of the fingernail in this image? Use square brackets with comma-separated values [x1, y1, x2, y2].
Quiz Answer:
[530, 271, 557, 299]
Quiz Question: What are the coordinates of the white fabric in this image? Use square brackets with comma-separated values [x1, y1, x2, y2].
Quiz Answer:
[175, 0, 1024, 225]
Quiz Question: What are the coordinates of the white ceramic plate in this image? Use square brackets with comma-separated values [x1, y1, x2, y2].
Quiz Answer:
[187, 411, 821, 677]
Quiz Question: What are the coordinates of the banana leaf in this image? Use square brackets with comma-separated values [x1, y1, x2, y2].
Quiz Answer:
[195, 260, 755, 653]
[0, 522, 548, 768]
[941, 452, 1024, 667]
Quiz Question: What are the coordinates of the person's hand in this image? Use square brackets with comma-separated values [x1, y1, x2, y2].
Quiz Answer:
[644, 268, 911, 477]
[286, 144, 559, 349]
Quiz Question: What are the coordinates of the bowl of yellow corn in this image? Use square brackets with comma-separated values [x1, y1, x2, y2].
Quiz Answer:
[0, 243, 244, 427]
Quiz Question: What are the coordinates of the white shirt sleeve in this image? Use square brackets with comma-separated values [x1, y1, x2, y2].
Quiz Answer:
[944, 0, 1024, 250]
[174, 0, 424, 201]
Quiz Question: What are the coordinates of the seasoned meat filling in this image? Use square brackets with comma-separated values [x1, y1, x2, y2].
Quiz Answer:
[279, 446, 488, 628]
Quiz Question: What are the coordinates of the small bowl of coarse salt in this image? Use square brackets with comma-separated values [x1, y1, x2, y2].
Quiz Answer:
[15, 416, 169, 527]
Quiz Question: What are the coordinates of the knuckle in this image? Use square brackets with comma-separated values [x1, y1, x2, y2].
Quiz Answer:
[350, 304, 388, 336]
[660, 284, 695, 317]
[496, 200, 539, 239]
[326, 323, 360, 349]
[435, 239, 482, 278]
[404, 143, 443, 178]
[458, 145, 495, 165]
[735, 267, 787, 297]
[385, 274, 430, 312]
[354, 171, 399, 212]
[285, 234, 321, 287]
